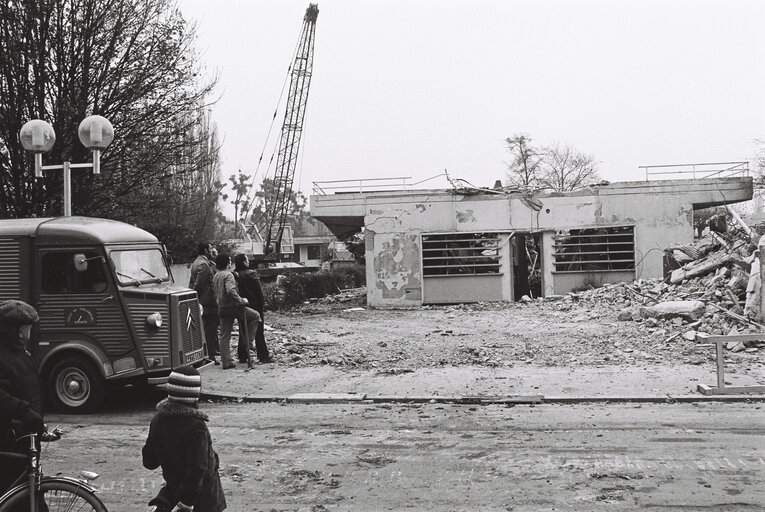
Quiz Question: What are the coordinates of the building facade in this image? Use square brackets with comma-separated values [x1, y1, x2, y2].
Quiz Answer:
[310, 177, 752, 307]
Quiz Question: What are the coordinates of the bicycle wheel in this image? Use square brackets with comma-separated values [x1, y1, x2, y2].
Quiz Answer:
[0, 479, 107, 512]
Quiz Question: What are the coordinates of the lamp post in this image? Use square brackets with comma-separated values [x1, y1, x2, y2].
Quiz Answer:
[19, 115, 114, 216]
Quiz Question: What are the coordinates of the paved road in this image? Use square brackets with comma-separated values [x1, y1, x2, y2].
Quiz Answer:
[45, 396, 764, 511]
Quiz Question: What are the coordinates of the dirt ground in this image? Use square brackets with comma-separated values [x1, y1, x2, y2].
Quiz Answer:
[46, 401, 765, 512]
[264, 287, 764, 373]
[39, 285, 765, 511]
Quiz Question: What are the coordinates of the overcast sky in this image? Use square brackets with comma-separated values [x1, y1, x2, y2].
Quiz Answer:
[179, 0, 765, 216]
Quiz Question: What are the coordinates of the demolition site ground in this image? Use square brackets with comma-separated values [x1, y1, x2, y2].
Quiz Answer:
[264, 283, 764, 375]
[44, 284, 765, 511]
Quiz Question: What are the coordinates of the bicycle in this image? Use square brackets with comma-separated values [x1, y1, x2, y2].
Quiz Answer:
[0, 429, 107, 512]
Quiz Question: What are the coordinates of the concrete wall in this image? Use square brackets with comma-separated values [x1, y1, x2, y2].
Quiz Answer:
[312, 178, 752, 306]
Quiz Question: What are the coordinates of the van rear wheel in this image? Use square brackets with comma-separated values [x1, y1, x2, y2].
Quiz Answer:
[47, 356, 105, 413]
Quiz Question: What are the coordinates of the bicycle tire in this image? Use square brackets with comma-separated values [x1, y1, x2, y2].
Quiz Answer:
[0, 478, 107, 512]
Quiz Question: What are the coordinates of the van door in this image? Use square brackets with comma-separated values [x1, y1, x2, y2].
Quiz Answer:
[36, 249, 132, 412]
[37, 249, 132, 355]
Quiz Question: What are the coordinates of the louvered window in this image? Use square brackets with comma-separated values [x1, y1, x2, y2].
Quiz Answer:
[553, 226, 635, 272]
[422, 233, 501, 276]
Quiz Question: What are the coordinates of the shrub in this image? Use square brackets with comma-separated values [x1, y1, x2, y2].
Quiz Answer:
[263, 264, 366, 311]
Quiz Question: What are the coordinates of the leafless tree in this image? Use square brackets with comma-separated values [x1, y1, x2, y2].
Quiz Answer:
[539, 142, 601, 192]
[504, 134, 542, 190]
[0, 0, 221, 250]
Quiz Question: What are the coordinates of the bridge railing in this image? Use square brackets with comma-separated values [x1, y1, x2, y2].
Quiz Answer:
[312, 173, 448, 195]
[639, 161, 750, 181]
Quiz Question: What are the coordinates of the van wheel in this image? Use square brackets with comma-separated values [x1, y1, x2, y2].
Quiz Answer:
[47, 356, 105, 413]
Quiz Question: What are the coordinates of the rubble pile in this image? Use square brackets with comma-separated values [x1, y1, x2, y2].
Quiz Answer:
[568, 224, 764, 352]
[298, 287, 367, 314]
[262, 218, 765, 371]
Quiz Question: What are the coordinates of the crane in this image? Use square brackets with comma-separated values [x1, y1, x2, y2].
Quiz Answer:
[261, 3, 319, 258]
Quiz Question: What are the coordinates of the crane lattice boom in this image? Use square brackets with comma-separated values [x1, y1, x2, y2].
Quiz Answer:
[264, 3, 319, 255]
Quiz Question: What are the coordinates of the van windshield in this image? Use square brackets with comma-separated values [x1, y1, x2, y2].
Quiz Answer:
[110, 248, 169, 286]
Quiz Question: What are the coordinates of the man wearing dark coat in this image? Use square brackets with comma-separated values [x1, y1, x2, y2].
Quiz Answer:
[0, 300, 46, 493]
[233, 253, 272, 363]
[190, 242, 220, 363]
[142, 366, 226, 512]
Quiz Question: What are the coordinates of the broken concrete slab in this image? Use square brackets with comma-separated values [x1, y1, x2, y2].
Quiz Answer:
[640, 300, 706, 321]
[729, 342, 746, 353]
[670, 250, 734, 284]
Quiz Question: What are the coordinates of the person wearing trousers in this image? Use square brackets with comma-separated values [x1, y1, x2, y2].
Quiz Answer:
[233, 254, 272, 363]
[189, 242, 220, 363]
[212, 253, 260, 369]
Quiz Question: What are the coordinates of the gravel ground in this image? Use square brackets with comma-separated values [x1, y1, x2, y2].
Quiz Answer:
[263, 285, 764, 373]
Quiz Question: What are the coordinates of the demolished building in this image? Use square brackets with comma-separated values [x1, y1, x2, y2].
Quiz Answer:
[310, 177, 753, 307]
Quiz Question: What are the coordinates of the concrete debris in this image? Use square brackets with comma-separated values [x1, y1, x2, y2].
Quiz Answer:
[669, 241, 744, 284]
[569, 227, 765, 353]
[640, 301, 706, 321]
[729, 342, 746, 353]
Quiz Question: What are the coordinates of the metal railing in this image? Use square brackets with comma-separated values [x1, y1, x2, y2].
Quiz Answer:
[312, 173, 448, 195]
[639, 161, 750, 181]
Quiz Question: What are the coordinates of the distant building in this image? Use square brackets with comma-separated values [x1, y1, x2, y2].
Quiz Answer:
[283, 216, 352, 267]
[310, 177, 753, 307]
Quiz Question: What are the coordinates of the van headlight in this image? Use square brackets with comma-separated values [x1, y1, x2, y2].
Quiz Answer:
[146, 312, 163, 327]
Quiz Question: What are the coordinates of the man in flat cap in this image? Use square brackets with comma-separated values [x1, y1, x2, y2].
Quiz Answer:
[0, 299, 45, 493]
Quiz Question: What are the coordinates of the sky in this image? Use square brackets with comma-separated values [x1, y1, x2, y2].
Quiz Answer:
[178, 0, 765, 219]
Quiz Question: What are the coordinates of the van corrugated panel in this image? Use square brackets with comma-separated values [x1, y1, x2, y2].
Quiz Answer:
[126, 301, 171, 360]
[0, 239, 21, 300]
[37, 295, 131, 356]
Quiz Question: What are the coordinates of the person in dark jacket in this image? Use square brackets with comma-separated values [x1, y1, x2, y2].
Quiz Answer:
[233, 254, 272, 363]
[189, 242, 220, 364]
[142, 366, 226, 512]
[212, 253, 260, 369]
[0, 300, 46, 493]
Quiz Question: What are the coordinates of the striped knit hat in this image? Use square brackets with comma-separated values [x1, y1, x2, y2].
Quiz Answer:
[167, 366, 201, 404]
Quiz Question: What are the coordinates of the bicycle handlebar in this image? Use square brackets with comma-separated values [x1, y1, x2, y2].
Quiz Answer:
[16, 427, 64, 445]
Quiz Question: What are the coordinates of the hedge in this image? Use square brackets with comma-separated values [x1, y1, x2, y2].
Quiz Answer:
[263, 265, 366, 310]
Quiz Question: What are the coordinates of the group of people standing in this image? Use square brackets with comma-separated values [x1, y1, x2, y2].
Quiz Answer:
[189, 243, 272, 369]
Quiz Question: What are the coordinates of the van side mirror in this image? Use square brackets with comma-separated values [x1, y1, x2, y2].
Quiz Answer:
[74, 253, 88, 272]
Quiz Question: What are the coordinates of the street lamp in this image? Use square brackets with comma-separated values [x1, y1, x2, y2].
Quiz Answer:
[19, 115, 114, 216]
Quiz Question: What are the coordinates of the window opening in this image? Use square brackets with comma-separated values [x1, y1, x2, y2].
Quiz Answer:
[41, 252, 108, 294]
[552, 226, 635, 272]
[422, 232, 502, 276]
[307, 245, 322, 260]
[514, 233, 542, 299]
[110, 248, 169, 286]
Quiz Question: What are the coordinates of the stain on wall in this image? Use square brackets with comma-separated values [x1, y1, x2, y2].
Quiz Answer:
[456, 209, 475, 223]
[371, 233, 422, 300]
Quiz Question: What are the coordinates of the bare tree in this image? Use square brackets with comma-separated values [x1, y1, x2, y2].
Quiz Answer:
[0, 0, 220, 236]
[504, 134, 542, 190]
[539, 142, 600, 192]
[132, 106, 226, 259]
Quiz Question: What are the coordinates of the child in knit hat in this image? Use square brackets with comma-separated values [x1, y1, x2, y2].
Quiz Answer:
[142, 366, 226, 512]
